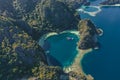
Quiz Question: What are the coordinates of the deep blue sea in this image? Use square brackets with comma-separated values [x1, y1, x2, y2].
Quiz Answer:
[80, 1, 120, 80]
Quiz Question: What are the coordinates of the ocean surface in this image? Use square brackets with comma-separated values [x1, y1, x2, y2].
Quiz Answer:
[43, 33, 79, 67]
[79, 1, 120, 80]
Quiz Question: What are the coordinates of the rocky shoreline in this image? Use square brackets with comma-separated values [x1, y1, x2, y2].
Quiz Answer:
[100, 0, 120, 5]
[64, 19, 103, 80]
[78, 19, 102, 50]
[64, 49, 93, 80]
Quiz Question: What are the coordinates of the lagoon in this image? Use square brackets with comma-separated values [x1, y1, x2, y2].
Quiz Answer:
[42, 32, 79, 67]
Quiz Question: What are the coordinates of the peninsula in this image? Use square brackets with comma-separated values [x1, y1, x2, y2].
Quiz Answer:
[63, 19, 102, 80]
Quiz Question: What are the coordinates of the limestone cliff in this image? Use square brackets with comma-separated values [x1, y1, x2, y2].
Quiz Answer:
[78, 19, 100, 49]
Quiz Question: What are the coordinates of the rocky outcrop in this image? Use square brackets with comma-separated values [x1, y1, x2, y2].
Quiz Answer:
[68, 71, 87, 80]
[100, 0, 120, 5]
[78, 19, 100, 49]
[62, 0, 90, 10]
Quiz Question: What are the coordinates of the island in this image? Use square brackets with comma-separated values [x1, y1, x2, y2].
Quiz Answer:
[0, 0, 102, 80]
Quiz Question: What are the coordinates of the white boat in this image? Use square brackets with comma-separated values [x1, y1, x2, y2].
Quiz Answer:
[66, 37, 74, 40]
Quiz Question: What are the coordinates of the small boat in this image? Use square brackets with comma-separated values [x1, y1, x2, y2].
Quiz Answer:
[97, 28, 103, 36]
[94, 46, 99, 50]
[46, 50, 50, 54]
[66, 37, 74, 40]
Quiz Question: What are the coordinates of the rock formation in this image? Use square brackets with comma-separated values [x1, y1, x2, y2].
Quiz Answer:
[78, 19, 100, 49]
[62, 0, 90, 10]
[100, 0, 120, 5]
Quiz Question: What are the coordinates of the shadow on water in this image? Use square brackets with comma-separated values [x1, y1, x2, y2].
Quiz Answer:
[43, 40, 51, 51]
[47, 53, 63, 67]
[43, 40, 63, 67]
[42, 33, 79, 69]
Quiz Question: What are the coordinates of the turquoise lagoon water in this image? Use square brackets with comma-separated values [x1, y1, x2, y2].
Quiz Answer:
[43, 33, 79, 67]
[83, 6, 98, 12]
[79, 3, 120, 80]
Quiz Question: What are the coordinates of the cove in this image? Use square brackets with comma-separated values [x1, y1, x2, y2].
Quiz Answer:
[79, 1, 120, 80]
[40, 32, 79, 67]
[83, 6, 98, 12]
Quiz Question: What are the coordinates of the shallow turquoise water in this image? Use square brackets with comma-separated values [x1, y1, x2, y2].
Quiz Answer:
[43, 33, 79, 67]
[80, 4, 120, 80]
[84, 6, 98, 12]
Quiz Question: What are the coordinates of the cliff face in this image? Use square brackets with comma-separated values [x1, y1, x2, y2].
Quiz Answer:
[100, 0, 120, 5]
[63, 0, 90, 10]
[78, 19, 99, 49]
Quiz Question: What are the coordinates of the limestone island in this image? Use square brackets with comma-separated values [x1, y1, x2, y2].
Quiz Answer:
[78, 19, 101, 50]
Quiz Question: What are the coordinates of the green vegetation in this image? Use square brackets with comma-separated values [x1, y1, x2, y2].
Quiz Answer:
[78, 19, 99, 49]
[0, 0, 92, 80]
[0, 17, 47, 79]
